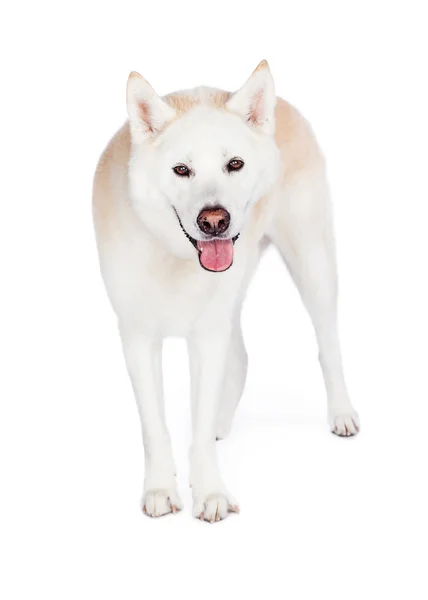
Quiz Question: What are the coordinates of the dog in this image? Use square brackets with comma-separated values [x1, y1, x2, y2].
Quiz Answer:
[92, 60, 359, 523]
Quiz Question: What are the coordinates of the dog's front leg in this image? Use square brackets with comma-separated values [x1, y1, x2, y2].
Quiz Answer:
[120, 326, 182, 517]
[188, 326, 240, 523]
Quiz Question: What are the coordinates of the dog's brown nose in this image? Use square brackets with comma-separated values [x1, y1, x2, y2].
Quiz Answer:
[197, 207, 230, 236]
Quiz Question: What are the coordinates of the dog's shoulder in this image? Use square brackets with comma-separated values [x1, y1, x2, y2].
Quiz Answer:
[92, 123, 131, 237]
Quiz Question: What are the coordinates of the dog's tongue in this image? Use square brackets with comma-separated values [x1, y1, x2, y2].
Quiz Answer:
[197, 239, 234, 272]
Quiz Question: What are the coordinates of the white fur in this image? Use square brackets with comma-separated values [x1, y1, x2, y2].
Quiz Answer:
[93, 63, 359, 523]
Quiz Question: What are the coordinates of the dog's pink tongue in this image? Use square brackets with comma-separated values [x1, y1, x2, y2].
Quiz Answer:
[197, 239, 234, 272]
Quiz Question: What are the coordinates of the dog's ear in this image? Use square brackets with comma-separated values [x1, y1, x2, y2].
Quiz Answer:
[226, 60, 276, 135]
[127, 72, 176, 143]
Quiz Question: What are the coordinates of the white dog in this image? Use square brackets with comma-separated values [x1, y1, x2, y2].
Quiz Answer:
[93, 60, 359, 523]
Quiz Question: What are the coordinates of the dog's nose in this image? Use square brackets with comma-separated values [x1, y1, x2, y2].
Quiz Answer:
[197, 207, 230, 236]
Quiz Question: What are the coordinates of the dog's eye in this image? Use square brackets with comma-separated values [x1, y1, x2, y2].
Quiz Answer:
[173, 164, 190, 177]
[226, 158, 244, 172]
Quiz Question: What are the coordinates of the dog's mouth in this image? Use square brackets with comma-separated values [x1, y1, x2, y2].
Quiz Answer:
[173, 209, 239, 273]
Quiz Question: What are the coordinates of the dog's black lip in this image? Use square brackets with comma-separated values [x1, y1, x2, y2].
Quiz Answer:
[173, 207, 199, 249]
[173, 207, 240, 251]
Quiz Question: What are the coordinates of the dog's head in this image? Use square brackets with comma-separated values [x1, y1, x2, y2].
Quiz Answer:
[127, 61, 280, 272]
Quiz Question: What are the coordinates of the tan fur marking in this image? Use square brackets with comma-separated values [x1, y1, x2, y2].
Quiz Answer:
[129, 70, 143, 81]
[211, 89, 231, 107]
[274, 97, 322, 178]
[253, 59, 269, 74]
[164, 94, 200, 114]
[93, 124, 131, 237]
[164, 89, 231, 115]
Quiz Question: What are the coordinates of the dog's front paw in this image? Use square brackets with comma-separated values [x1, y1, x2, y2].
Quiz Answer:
[330, 411, 360, 437]
[142, 486, 183, 518]
[192, 492, 239, 523]
[190, 445, 238, 523]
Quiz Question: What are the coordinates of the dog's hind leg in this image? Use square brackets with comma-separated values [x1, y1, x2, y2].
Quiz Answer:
[216, 323, 248, 440]
[268, 166, 359, 436]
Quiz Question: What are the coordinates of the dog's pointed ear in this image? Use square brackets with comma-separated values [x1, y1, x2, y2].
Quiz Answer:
[226, 60, 276, 135]
[126, 72, 176, 143]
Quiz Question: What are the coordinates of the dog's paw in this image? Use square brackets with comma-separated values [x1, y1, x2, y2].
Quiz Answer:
[192, 492, 239, 523]
[142, 487, 183, 518]
[330, 411, 360, 437]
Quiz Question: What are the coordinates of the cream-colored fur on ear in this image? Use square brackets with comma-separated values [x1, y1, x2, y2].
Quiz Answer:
[126, 71, 177, 143]
[226, 60, 276, 134]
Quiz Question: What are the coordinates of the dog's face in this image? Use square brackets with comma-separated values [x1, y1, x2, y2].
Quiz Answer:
[127, 62, 280, 272]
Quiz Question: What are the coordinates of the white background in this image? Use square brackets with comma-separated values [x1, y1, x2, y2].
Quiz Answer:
[1, 1, 427, 598]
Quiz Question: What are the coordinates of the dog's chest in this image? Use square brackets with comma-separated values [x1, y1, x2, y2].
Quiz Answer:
[142, 265, 243, 335]
[104, 242, 247, 336]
